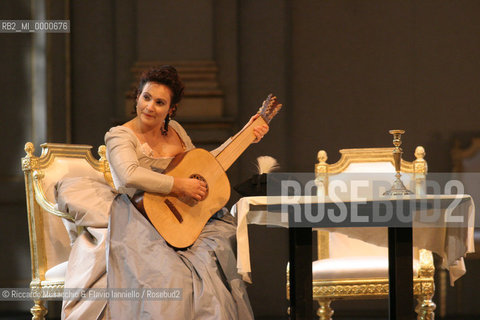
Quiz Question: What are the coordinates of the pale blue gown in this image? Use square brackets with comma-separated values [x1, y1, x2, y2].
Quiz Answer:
[104, 121, 253, 319]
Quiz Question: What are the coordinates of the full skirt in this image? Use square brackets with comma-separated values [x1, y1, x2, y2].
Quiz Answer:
[107, 195, 254, 320]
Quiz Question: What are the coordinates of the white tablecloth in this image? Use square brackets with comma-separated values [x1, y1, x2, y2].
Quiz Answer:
[232, 195, 475, 284]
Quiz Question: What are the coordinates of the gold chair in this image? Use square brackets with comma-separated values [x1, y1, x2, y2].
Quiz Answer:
[22, 142, 113, 320]
[287, 147, 435, 320]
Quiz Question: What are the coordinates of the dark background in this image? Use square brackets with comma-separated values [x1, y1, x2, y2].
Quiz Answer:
[1, 0, 480, 318]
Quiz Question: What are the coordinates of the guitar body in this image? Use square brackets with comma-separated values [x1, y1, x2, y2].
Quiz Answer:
[141, 94, 281, 248]
[143, 148, 231, 248]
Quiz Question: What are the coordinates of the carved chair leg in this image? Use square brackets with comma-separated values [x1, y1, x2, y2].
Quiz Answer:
[316, 299, 334, 320]
[31, 299, 47, 320]
[415, 294, 436, 320]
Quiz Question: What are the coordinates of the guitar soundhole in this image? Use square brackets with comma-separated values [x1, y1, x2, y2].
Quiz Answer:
[190, 174, 209, 198]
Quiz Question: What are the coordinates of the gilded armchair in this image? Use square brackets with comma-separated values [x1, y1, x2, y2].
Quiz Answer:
[287, 146, 435, 320]
[22, 142, 113, 320]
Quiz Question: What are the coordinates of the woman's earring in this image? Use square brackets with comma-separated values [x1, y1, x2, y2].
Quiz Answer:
[161, 114, 170, 136]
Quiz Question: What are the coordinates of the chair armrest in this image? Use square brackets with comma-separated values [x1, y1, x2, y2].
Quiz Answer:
[32, 170, 74, 222]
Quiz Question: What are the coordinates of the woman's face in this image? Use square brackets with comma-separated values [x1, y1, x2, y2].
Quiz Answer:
[136, 81, 173, 129]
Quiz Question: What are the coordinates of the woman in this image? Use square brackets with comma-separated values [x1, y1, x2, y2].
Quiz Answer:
[105, 65, 268, 319]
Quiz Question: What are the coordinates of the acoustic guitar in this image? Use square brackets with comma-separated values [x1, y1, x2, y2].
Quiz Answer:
[133, 94, 282, 248]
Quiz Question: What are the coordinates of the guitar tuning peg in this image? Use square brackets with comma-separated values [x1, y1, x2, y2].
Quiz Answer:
[266, 104, 273, 114]
[272, 107, 281, 117]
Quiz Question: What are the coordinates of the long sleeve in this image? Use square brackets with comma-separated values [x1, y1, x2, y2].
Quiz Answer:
[105, 127, 174, 195]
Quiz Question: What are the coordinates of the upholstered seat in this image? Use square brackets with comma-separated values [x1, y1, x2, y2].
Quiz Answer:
[44, 261, 68, 282]
[313, 255, 420, 280]
[287, 146, 436, 320]
[22, 142, 113, 320]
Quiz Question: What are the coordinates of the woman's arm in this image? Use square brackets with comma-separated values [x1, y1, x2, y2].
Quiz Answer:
[105, 127, 206, 200]
[105, 128, 174, 194]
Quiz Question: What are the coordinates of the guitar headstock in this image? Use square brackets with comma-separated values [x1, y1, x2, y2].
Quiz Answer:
[257, 94, 282, 124]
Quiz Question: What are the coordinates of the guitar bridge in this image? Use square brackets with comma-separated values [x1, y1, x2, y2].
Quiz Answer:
[164, 199, 183, 223]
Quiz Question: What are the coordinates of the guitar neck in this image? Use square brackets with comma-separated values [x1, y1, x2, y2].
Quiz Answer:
[215, 116, 267, 171]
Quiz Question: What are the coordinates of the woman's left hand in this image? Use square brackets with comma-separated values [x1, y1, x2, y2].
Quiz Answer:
[249, 114, 269, 143]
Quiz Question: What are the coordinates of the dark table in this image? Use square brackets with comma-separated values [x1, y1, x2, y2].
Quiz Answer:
[285, 199, 418, 320]
[287, 226, 413, 320]
[247, 196, 471, 320]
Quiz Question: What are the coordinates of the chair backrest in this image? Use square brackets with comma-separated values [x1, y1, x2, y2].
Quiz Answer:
[22, 142, 113, 285]
[314, 146, 427, 259]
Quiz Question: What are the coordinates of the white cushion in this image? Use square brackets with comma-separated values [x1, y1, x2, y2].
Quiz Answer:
[313, 256, 419, 280]
[42, 158, 104, 204]
[327, 162, 414, 198]
[45, 261, 68, 281]
[343, 162, 395, 173]
[328, 230, 388, 258]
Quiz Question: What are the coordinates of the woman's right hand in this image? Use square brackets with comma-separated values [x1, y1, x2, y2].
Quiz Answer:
[171, 177, 207, 201]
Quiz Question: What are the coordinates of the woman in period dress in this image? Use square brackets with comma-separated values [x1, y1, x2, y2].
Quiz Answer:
[105, 65, 268, 319]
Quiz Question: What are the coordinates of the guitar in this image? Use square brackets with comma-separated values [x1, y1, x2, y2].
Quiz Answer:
[134, 94, 282, 248]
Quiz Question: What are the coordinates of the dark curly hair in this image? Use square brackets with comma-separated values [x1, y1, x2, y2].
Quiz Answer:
[133, 65, 185, 118]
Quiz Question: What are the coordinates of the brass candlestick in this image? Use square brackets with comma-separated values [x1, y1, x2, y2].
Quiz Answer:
[383, 129, 413, 196]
